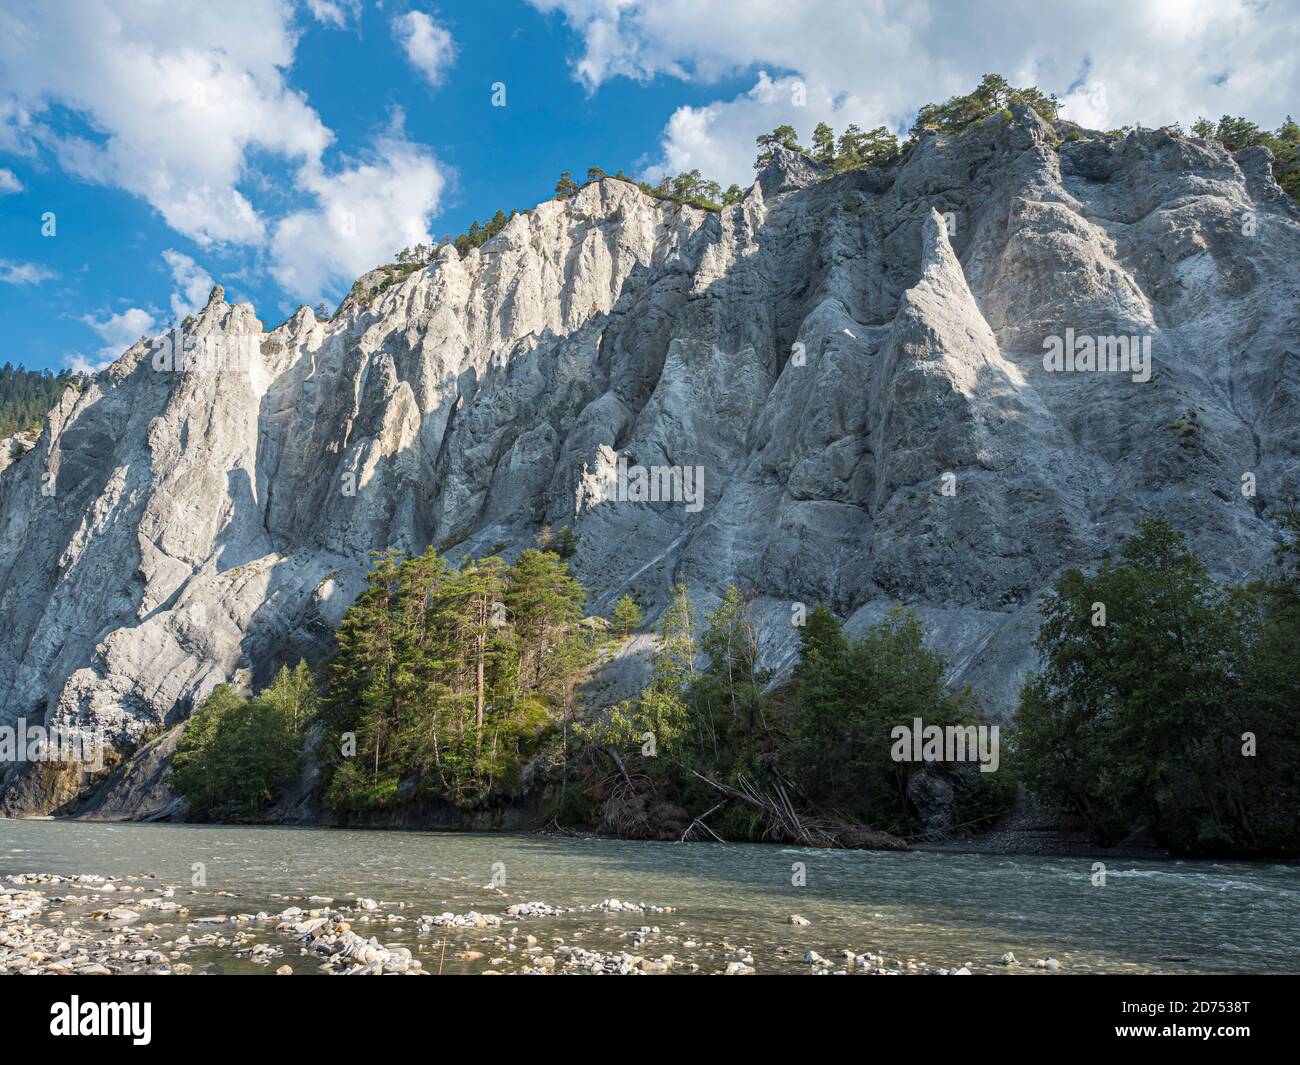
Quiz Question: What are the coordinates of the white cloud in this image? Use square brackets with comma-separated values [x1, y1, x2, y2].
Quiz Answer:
[392, 10, 457, 88]
[67, 306, 158, 373]
[270, 123, 446, 299]
[530, 0, 1300, 187]
[0, 167, 21, 193]
[162, 250, 215, 320]
[0, 259, 55, 284]
[641, 70, 840, 188]
[0, 1, 449, 305]
[62, 353, 113, 375]
[83, 307, 157, 347]
[306, 0, 362, 27]
[0, 1, 331, 246]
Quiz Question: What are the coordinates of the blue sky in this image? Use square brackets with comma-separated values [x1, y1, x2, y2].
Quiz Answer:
[2, 0, 1297, 374]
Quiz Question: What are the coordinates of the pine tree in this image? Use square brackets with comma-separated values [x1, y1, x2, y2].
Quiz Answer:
[612, 594, 642, 639]
[505, 548, 585, 685]
[319, 541, 603, 811]
[553, 525, 578, 559]
[555, 171, 580, 198]
[811, 122, 835, 163]
[754, 124, 804, 168]
[0, 363, 78, 437]
[909, 73, 1059, 137]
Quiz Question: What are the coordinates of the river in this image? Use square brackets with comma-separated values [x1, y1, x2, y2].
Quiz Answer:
[2, 819, 1296, 974]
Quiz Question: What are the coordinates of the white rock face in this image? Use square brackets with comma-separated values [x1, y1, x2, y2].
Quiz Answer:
[2, 109, 1298, 813]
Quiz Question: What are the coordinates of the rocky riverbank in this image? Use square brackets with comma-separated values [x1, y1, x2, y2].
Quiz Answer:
[1, 871, 1067, 976]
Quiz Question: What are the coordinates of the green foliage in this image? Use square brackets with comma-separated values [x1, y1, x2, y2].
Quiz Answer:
[833, 124, 902, 171]
[0, 363, 79, 436]
[170, 663, 314, 820]
[1191, 114, 1300, 200]
[751, 119, 901, 174]
[575, 584, 1009, 839]
[754, 124, 804, 167]
[386, 209, 523, 277]
[749, 76, 1060, 175]
[320, 546, 593, 811]
[593, 584, 697, 758]
[612, 594, 643, 639]
[1015, 517, 1300, 854]
[553, 525, 578, 560]
[740, 78, 1293, 210]
[623, 173, 724, 211]
[672, 169, 723, 205]
[910, 73, 1060, 136]
[549, 162, 737, 213]
[781, 604, 985, 832]
[811, 122, 835, 163]
[166, 516, 1296, 856]
[687, 585, 772, 769]
[555, 171, 580, 199]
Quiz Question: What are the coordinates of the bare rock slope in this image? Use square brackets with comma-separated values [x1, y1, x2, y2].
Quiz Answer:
[2, 106, 1298, 814]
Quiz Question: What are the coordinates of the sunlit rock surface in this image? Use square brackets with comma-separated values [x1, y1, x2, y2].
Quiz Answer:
[2, 107, 1298, 813]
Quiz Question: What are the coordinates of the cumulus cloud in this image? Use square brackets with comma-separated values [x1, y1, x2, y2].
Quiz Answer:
[641, 70, 841, 187]
[84, 307, 156, 346]
[0, 1, 333, 246]
[270, 121, 446, 299]
[162, 250, 215, 320]
[66, 306, 158, 373]
[61, 355, 105, 375]
[0, 167, 21, 193]
[306, 0, 362, 27]
[0, 1, 449, 305]
[531, 0, 1300, 187]
[392, 10, 457, 88]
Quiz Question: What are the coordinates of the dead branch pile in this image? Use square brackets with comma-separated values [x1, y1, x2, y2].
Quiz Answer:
[690, 770, 909, 851]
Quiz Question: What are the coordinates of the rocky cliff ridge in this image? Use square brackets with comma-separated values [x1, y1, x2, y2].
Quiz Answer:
[2, 105, 1298, 815]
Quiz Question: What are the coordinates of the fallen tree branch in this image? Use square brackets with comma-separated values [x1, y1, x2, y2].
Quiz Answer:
[689, 769, 909, 851]
[681, 802, 726, 843]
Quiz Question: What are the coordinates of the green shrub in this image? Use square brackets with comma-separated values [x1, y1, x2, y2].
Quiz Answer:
[170, 662, 314, 820]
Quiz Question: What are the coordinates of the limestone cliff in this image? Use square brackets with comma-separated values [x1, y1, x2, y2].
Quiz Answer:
[2, 105, 1298, 814]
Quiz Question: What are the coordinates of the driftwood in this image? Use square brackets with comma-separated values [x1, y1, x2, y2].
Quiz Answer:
[606, 746, 635, 788]
[680, 802, 726, 843]
[588, 745, 657, 838]
[690, 770, 909, 852]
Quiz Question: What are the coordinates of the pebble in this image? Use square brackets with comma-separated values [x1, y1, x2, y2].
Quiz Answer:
[2, 872, 1073, 977]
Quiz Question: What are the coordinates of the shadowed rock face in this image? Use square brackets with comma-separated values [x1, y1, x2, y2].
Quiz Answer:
[2, 106, 1298, 814]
